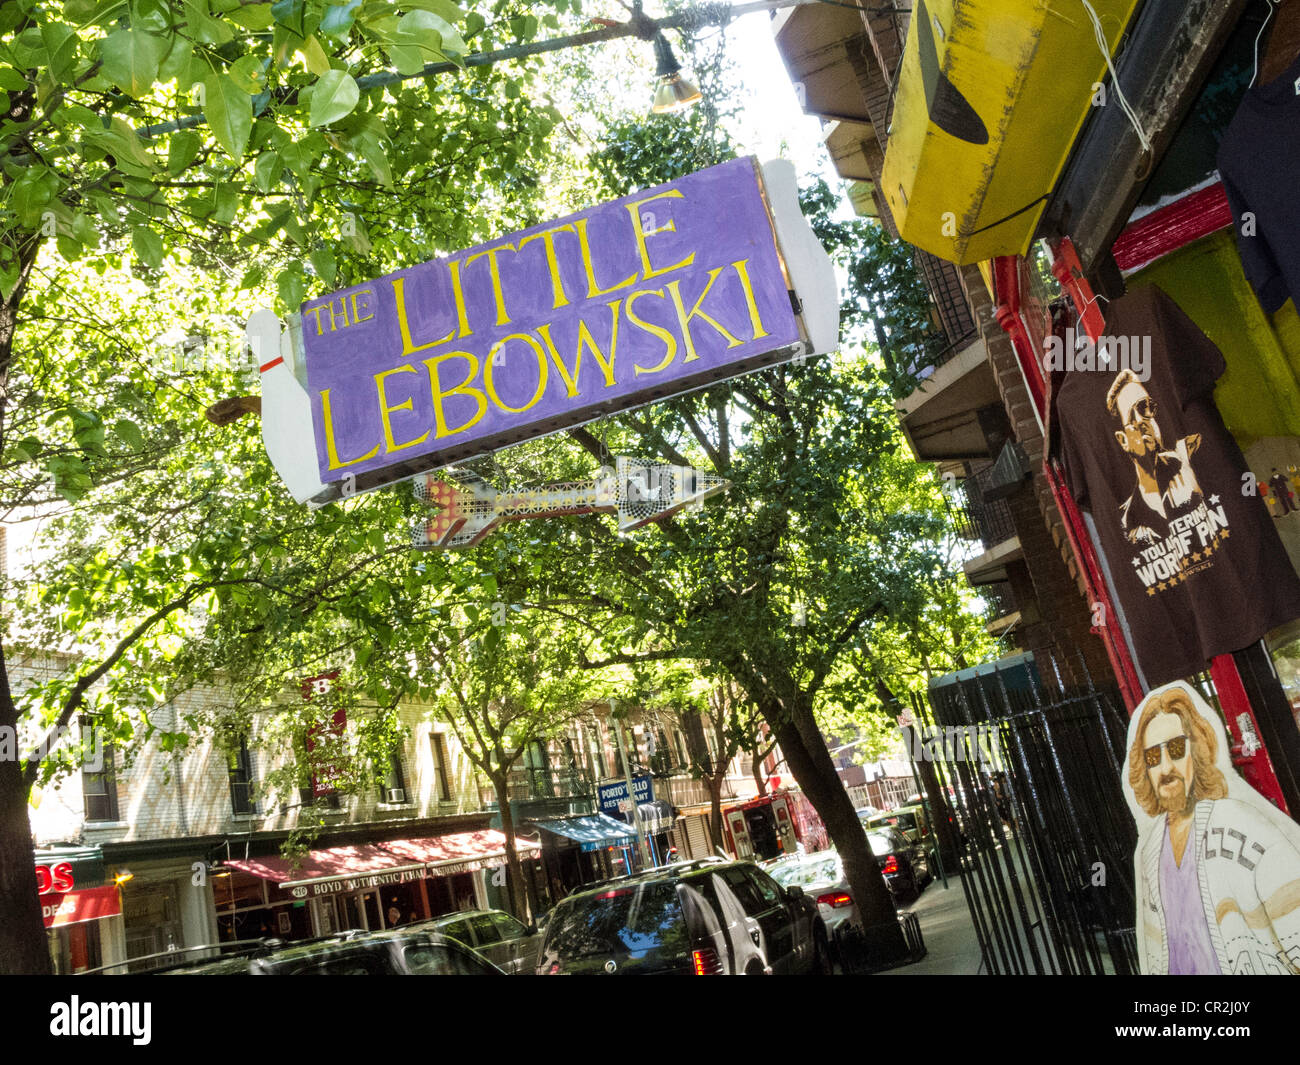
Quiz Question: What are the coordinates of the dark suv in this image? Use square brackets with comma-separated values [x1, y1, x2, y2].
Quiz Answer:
[161, 929, 505, 975]
[536, 859, 831, 975]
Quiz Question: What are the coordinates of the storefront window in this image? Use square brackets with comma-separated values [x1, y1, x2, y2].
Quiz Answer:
[48, 921, 103, 974]
[1267, 620, 1300, 735]
[122, 882, 183, 971]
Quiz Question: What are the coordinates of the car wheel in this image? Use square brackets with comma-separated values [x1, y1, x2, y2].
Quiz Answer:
[744, 959, 766, 976]
[810, 928, 832, 976]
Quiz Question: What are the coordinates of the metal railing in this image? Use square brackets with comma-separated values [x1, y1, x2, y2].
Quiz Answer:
[980, 581, 1018, 618]
[950, 465, 1017, 551]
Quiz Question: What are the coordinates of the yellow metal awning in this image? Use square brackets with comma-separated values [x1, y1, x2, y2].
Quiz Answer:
[881, 0, 1143, 264]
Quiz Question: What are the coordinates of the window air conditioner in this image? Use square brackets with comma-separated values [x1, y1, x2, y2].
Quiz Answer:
[385, 788, 406, 804]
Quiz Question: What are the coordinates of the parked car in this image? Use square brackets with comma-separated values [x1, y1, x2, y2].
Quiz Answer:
[535, 859, 831, 975]
[413, 908, 543, 975]
[867, 827, 930, 898]
[160, 929, 506, 975]
[765, 851, 857, 937]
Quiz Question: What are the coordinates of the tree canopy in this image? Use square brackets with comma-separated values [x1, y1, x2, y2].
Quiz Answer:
[0, 2, 991, 973]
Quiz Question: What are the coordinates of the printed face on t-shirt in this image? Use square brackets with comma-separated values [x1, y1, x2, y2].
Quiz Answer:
[1114, 388, 1162, 462]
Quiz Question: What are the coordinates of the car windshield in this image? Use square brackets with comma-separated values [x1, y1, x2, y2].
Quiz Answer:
[768, 855, 841, 889]
[866, 832, 896, 857]
[546, 882, 687, 961]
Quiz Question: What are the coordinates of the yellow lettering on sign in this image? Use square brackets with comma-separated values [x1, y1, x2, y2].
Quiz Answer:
[307, 296, 351, 336]
[518, 224, 577, 310]
[484, 334, 549, 414]
[320, 388, 381, 469]
[573, 218, 637, 299]
[374, 364, 431, 454]
[666, 265, 744, 362]
[393, 272, 464, 357]
[464, 241, 519, 327]
[625, 190, 695, 280]
[350, 289, 376, 325]
[423, 351, 488, 438]
[537, 300, 622, 397]
[626, 288, 678, 376]
[730, 259, 771, 343]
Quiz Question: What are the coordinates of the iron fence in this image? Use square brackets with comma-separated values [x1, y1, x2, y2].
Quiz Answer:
[917, 653, 1138, 975]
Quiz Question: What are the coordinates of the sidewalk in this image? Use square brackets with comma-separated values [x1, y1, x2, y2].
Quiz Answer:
[887, 869, 986, 975]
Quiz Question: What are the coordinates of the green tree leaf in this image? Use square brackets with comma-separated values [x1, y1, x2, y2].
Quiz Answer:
[203, 73, 252, 161]
[308, 69, 359, 127]
[98, 28, 167, 97]
[131, 225, 163, 268]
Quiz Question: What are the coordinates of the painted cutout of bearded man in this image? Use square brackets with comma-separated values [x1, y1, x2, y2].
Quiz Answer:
[1123, 682, 1300, 974]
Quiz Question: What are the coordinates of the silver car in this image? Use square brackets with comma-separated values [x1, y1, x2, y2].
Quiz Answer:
[419, 909, 544, 974]
[765, 851, 855, 935]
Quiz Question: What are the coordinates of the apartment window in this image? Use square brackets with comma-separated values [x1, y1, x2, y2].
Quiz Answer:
[430, 732, 451, 802]
[587, 727, 607, 780]
[298, 784, 341, 810]
[650, 727, 673, 773]
[228, 737, 257, 816]
[376, 747, 407, 804]
[82, 726, 119, 823]
[673, 729, 689, 767]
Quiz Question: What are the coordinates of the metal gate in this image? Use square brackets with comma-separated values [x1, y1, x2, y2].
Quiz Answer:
[918, 654, 1139, 975]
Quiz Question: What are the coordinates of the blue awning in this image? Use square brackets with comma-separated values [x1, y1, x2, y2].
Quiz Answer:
[533, 813, 638, 852]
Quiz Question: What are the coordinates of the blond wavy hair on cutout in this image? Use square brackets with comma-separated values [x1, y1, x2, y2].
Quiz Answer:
[1128, 689, 1229, 818]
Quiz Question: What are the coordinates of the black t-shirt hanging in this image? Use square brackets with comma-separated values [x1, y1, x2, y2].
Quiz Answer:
[1217, 49, 1300, 313]
[1054, 285, 1300, 686]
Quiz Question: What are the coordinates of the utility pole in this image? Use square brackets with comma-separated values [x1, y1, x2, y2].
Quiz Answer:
[612, 702, 651, 869]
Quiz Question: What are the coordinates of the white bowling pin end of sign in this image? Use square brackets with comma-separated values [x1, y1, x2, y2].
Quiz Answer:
[760, 158, 840, 357]
[248, 308, 331, 506]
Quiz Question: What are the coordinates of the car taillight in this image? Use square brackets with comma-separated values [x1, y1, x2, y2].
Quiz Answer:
[692, 947, 722, 975]
[882, 856, 899, 875]
[815, 891, 853, 908]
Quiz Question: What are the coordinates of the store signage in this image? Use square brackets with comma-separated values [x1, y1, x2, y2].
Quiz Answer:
[296, 157, 807, 493]
[41, 885, 121, 929]
[302, 670, 345, 796]
[598, 774, 654, 817]
[282, 867, 425, 898]
[36, 861, 75, 895]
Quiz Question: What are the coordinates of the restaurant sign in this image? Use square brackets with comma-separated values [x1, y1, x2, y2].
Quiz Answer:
[598, 773, 654, 817]
[253, 157, 839, 505]
[282, 866, 426, 899]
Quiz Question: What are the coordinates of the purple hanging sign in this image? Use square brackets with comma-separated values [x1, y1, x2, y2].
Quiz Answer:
[298, 157, 803, 490]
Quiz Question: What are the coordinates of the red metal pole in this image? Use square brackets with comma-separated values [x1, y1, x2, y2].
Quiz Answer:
[1047, 238, 1288, 812]
[991, 251, 1144, 712]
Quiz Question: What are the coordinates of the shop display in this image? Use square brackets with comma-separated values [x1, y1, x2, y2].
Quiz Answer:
[1218, 48, 1300, 313]
[1122, 682, 1300, 974]
[1054, 285, 1300, 686]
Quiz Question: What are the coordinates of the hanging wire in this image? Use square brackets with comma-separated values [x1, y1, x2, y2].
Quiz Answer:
[1249, 0, 1280, 88]
[1080, 0, 1151, 157]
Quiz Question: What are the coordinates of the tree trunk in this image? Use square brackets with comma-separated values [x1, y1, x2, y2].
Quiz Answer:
[0, 683, 50, 974]
[493, 775, 528, 920]
[707, 770, 726, 858]
[765, 699, 910, 970]
[914, 754, 962, 872]
[0, 233, 51, 975]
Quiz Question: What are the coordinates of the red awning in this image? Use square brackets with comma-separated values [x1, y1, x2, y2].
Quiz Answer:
[222, 844, 425, 890]
[221, 831, 541, 893]
[384, 830, 541, 878]
[42, 885, 122, 929]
